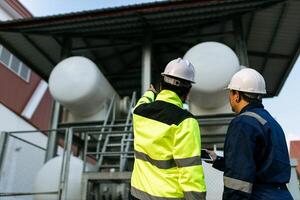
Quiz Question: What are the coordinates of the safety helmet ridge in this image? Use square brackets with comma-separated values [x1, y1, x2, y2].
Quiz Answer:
[161, 58, 195, 83]
[227, 68, 266, 94]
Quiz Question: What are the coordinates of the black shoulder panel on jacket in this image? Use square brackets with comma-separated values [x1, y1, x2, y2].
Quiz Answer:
[133, 100, 194, 125]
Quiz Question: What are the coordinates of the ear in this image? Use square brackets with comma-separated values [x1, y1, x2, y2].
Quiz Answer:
[187, 87, 191, 95]
[184, 87, 191, 98]
[235, 91, 241, 103]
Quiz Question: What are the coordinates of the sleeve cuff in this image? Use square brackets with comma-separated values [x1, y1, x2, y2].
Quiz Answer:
[143, 90, 155, 101]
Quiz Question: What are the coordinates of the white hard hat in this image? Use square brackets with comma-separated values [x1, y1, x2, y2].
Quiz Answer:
[227, 68, 266, 94]
[161, 58, 195, 83]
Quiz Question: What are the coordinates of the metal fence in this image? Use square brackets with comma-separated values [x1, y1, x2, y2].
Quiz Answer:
[0, 129, 67, 199]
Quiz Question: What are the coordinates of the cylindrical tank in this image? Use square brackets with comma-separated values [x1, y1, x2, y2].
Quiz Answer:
[49, 56, 120, 121]
[33, 156, 84, 200]
[183, 42, 240, 115]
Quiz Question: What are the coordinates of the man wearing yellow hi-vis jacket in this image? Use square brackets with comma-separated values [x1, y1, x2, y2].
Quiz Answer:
[131, 58, 206, 200]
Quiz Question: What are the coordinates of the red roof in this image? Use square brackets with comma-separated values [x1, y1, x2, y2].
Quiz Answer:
[5, 0, 33, 18]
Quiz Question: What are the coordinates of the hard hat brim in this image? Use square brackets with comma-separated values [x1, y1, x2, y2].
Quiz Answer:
[225, 86, 267, 94]
[161, 73, 195, 84]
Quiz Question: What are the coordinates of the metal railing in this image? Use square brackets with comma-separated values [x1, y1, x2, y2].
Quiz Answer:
[0, 129, 68, 199]
[120, 91, 136, 171]
[96, 94, 116, 160]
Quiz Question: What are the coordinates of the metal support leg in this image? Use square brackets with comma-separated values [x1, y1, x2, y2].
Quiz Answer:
[59, 128, 73, 200]
[120, 92, 136, 171]
[233, 18, 249, 67]
[0, 132, 8, 172]
[45, 101, 60, 162]
[81, 174, 88, 200]
[141, 34, 152, 94]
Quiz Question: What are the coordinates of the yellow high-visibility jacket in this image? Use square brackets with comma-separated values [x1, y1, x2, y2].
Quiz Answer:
[131, 89, 206, 200]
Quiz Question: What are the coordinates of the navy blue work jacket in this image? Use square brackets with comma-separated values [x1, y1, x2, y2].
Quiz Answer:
[213, 102, 293, 200]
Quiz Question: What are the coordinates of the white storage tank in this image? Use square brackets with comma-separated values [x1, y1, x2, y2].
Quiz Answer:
[183, 42, 241, 115]
[33, 156, 84, 200]
[49, 56, 120, 122]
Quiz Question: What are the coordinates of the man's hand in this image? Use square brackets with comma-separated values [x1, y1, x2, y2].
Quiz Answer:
[206, 150, 217, 162]
[148, 84, 157, 94]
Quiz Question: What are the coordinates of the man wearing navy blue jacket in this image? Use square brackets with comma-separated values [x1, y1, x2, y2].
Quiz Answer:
[209, 68, 293, 200]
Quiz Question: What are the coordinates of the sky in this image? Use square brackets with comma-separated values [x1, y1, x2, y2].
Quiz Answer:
[19, 0, 165, 16]
[18, 0, 300, 145]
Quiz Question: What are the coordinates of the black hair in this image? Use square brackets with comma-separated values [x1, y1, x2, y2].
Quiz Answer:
[160, 76, 191, 98]
[232, 90, 263, 103]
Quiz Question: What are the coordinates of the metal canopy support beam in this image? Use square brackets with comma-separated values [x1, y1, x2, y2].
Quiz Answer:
[164, 43, 186, 57]
[110, 39, 128, 70]
[53, 36, 63, 46]
[60, 37, 72, 59]
[141, 33, 152, 94]
[22, 34, 56, 65]
[101, 45, 139, 60]
[248, 51, 290, 60]
[108, 72, 140, 80]
[45, 37, 72, 163]
[0, 35, 46, 78]
[246, 11, 255, 43]
[154, 31, 234, 44]
[233, 17, 249, 67]
[261, 2, 287, 74]
[81, 38, 108, 75]
[218, 21, 228, 43]
[152, 44, 163, 87]
[71, 42, 133, 53]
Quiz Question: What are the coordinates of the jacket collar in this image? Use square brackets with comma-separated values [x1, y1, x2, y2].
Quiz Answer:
[240, 101, 264, 114]
[156, 90, 183, 108]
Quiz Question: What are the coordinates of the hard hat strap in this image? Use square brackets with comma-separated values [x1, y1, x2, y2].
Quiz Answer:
[243, 92, 262, 100]
[241, 92, 263, 102]
[163, 76, 191, 88]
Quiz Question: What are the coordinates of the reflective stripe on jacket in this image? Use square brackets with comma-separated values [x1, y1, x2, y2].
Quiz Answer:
[131, 90, 206, 200]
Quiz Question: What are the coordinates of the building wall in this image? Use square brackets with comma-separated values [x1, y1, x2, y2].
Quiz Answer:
[0, 1, 54, 200]
[0, 48, 54, 130]
[30, 90, 53, 130]
[0, 62, 40, 112]
[0, 0, 53, 131]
